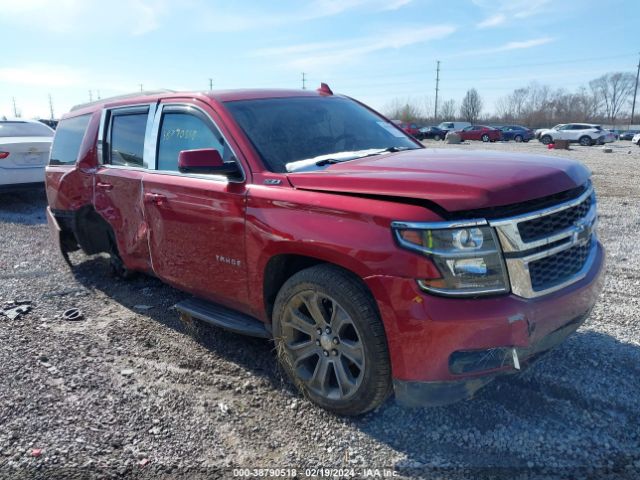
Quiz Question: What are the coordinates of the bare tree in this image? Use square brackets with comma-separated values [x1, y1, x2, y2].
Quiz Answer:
[383, 97, 423, 122]
[589, 72, 635, 125]
[460, 89, 483, 124]
[439, 99, 457, 120]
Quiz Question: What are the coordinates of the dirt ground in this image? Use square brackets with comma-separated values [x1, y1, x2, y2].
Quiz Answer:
[1, 140, 639, 479]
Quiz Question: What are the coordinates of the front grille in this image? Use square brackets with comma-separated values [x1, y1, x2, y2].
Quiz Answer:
[490, 182, 598, 298]
[518, 194, 594, 242]
[529, 241, 592, 291]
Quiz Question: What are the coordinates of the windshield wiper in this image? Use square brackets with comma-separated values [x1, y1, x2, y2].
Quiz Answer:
[286, 146, 418, 172]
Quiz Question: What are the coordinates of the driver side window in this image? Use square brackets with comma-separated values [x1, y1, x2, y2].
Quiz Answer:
[157, 112, 230, 171]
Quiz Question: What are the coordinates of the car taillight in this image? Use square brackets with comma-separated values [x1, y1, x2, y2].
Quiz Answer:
[0, 152, 10, 159]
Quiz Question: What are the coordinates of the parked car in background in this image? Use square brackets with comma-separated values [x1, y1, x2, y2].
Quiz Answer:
[499, 125, 534, 142]
[0, 119, 54, 191]
[456, 125, 502, 142]
[538, 124, 614, 146]
[416, 126, 447, 141]
[437, 121, 471, 132]
[632, 132, 640, 145]
[392, 120, 420, 137]
[619, 130, 639, 141]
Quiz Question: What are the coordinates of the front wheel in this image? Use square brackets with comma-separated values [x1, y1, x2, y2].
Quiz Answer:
[434, 134, 441, 141]
[273, 265, 391, 416]
[514, 135, 523, 143]
[579, 136, 593, 146]
[481, 134, 490, 142]
[540, 135, 552, 145]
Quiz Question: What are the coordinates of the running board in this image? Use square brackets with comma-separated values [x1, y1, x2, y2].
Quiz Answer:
[174, 297, 270, 338]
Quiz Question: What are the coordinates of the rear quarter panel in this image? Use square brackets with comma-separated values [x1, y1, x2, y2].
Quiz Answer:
[45, 110, 101, 211]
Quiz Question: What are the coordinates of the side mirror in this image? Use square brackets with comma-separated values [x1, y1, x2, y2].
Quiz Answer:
[178, 148, 240, 176]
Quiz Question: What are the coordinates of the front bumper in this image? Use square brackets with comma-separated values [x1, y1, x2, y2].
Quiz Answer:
[364, 241, 605, 407]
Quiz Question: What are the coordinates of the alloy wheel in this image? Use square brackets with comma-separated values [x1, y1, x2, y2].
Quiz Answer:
[280, 290, 365, 400]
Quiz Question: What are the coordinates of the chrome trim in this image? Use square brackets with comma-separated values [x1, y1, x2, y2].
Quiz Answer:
[99, 103, 153, 167]
[489, 184, 593, 226]
[506, 237, 598, 298]
[391, 219, 487, 230]
[493, 200, 596, 253]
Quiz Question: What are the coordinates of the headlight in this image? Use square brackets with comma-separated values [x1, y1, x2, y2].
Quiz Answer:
[391, 221, 509, 296]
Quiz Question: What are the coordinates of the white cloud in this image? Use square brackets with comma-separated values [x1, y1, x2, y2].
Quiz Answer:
[0, 65, 87, 88]
[255, 25, 456, 71]
[445, 36, 554, 58]
[477, 14, 507, 29]
[0, 0, 168, 35]
[472, 0, 550, 28]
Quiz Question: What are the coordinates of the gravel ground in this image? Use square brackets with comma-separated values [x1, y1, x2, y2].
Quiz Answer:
[1, 140, 639, 479]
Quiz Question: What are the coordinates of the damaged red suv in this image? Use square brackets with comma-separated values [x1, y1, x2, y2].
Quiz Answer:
[45, 86, 604, 415]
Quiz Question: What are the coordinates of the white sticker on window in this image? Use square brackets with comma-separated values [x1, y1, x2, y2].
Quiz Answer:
[377, 121, 406, 138]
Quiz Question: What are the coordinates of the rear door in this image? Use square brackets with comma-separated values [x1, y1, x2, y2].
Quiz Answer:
[94, 104, 155, 272]
[141, 101, 249, 310]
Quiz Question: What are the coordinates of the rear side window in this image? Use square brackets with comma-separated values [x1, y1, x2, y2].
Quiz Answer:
[109, 113, 148, 167]
[157, 112, 229, 172]
[0, 121, 54, 138]
[49, 115, 91, 166]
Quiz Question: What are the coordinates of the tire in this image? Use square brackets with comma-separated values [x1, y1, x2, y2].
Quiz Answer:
[481, 134, 490, 142]
[523, 139, 530, 143]
[514, 135, 523, 143]
[579, 136, 593, 146]
[434, 134, 441, 141]
[540, 135, 552, 145]
[272, 264, 391, 416]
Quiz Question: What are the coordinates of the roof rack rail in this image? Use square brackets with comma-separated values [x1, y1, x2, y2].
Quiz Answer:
[70, 89, 176, 111]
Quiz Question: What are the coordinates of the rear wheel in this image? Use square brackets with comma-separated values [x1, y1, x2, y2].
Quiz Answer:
[434, 134, 442, 141]
[273, 265, 391, 416]
[481, 134, 490, 142]
[540, 135, 553, 145]
[514, 135, 523, 143]
[579, 136, 593, 146]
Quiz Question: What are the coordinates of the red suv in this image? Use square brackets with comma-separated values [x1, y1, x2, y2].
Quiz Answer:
[457, 125, 502, 142]
[392, 120, 420, 137]
[45, 86, 604, 415]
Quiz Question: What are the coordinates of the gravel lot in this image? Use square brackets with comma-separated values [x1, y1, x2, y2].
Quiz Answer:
[1, 140, 639, 479]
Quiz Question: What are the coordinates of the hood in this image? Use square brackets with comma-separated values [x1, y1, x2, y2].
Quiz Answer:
[286, 148, 590, 213]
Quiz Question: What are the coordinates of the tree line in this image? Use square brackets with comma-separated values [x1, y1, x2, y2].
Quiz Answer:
[384, 71, 637, 128]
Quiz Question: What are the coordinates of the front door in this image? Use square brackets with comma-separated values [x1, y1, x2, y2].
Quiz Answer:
[142, 102, 249, 310]
[94, 105, 154, 272]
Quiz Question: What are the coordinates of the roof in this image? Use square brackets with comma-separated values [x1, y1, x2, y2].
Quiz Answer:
[69, 87, 333, 113]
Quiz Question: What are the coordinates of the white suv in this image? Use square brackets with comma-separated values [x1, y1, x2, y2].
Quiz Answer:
[538, 123, 614, 146]
[632, 132, 640, 146]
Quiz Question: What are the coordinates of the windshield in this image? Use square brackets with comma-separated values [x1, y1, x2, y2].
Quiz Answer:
[0, 121, 54, 137]
[224, 96, 419, 173]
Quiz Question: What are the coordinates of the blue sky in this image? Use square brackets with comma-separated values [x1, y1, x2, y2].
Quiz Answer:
[1, 0, 638, 119]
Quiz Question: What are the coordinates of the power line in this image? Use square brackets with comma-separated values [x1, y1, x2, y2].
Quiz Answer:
[444, 53, 637, 72]
[48, 94, 54, 120]
[434, 60, 440, 120]
[631, 53, 640, 127]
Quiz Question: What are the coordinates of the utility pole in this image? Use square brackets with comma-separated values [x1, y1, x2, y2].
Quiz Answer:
[89, 90, 93, 102]
[434, 60, 441, 121]
[209, 78, 213, 90]
[302, 72, 306, 90]
[48, 94, 55, 120]
[630, 53, 640, 127]
[12, 97, 18, 117]
[139, 84, 144, 92]
[97, 90, 101, 100]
